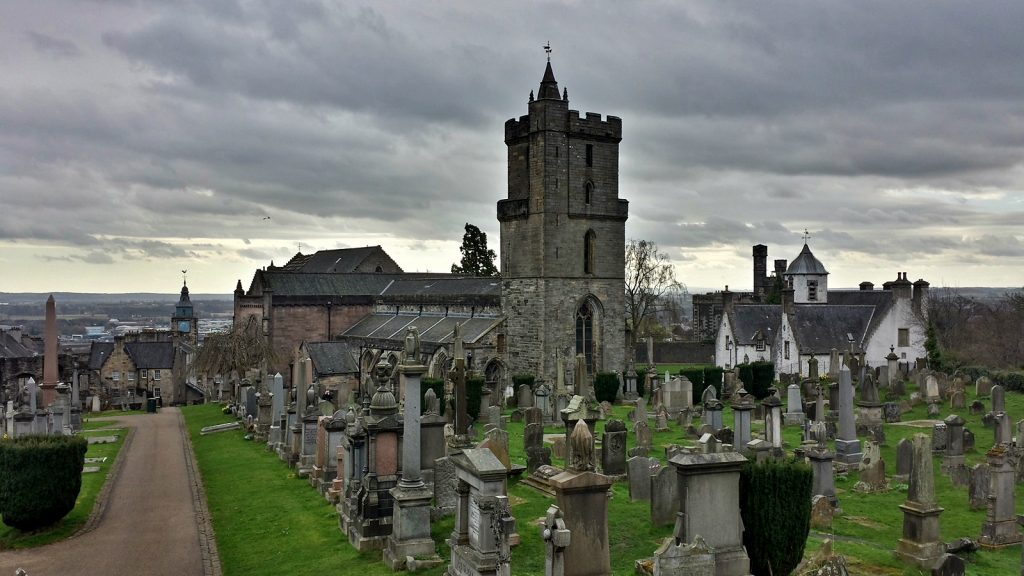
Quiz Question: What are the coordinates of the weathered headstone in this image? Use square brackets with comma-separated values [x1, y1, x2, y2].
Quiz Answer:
[518, 384, 534, 409]
[895, 438, 913, 482]
[542, 505, 570, 576]
[601, 419, 627, 476]
[525, 422, 551, 474]
[980, 445, 1023, 547]
[857, 441, 886, 491]
[991, 384, 1006, 414]
[895, 434, 945, 570]
[975, 376, 993, 397]
[930, 553, 965, 576]
[650, 465, 678, 527]
[632, 419, 652, 457]
[650, 534, 715, 576]
[968, 463, 990, 511]
[627, 456, 660, 501]
[835, 366, 862, 464]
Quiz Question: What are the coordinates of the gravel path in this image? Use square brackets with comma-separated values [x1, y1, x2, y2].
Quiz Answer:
[0, 408, 220, 576]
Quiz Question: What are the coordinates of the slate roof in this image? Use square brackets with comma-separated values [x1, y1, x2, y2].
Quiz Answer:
[252, 272, 399, 297]
[785, 244, 828, 276]
[378, 276, 501, 306]
[88, 342, 115, 370]
[341, 314, 501, 347]
[727, 305, 781, 345]
[124, 341, 175, 369]
[827, 290, 896, 343]
[280, 246, 400, 273]
[789, 305, 875, 354]
[305, 341, 360, 376]
[0, 332, 36, 359]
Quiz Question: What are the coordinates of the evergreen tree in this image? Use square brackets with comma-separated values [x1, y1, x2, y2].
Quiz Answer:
[925, 321, 942, 370]
[451, 223, 499, 276]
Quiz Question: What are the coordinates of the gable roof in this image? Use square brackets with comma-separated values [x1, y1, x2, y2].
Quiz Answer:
[304, 341, 359, 376]
[378, 276, 501, 306]
[789, 305, 875, 354]
[727, 305, 781, 345]
[88, 342, 115, 370]
[0, 331, 36, 359]
[124, 341, 175, 369]
[281, 246, 401, 273]
[251, 271, 399, 297]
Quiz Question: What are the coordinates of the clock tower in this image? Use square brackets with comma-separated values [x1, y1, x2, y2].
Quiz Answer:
[172, 280, 199, 347]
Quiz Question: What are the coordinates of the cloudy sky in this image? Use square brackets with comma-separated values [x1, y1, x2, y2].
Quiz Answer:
[3, 1, 1024, 294]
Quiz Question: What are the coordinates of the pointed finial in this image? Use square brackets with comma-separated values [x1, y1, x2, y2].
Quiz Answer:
[529, 89, 534, 102]
[544, 41, 552, 62]
[802, 229, 811, 244]
[182, 269, 188, 286]
[562, 87, 568, 101]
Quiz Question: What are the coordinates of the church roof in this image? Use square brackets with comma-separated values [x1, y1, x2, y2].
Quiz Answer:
[250, 271, 399, 297]
[727, 305, 781, 346]
[537, 61, 561, 100]
[177, 282, 191, 305]
[378, 276, 501, 306]
[784, 244, 828, 276]
[340, 314, 501, 348]
[280, 246, 402, 274]
[304, 341, 360, 376]
[788, 305, 875, 354]
[124, 341, 175, 369]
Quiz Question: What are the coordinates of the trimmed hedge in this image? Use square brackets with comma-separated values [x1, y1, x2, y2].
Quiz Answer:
[678, 365, 726, 404]
[739, 458, 812, 576]
[0, 435, 88, 530]
[421, 377, 446, 416]
[467, 376, 485, 421]
[594, 372, 619, 404]
[992, 371, 1024, 392]
[511, 374, 536, 390]
[738, 361, 775, 399]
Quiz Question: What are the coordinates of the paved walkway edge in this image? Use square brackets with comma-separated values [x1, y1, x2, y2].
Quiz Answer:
[73, 424, 136, 538]
[178, 410, 223, 576]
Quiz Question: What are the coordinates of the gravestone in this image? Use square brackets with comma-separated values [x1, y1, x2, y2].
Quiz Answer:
[650, 465, 678, 527]
[601, 419, 627, 476]
[976, 376, 993, 397]
[970, 399, 985, 415]
[785, 383, 805, 425]
[980, 445, 1023, 547]
[930, 554, 965, 576]
[925, 375, 940, 402]
[884, 402, 902, 423]
[895, 434, 945, 570]
[627, 456, 660, 502]
[857, 441, 886, 491]
[991, 385, 1006, 413]
[542, 505, 570, 576]
[445, 449, 515, 576]
[668, 451, 750, 575]
[949, 390, 966, 410]
[650, 534, 715, 576]
[631, 419, 652, 457]
[518, 384, 533, 409]
[895, 438, 913, 482]
[525, 422, 551, 474]
[969, 463, 991, 511]
[655, 405, 670, 432]
[932, 423, 947, 454]
[835, 366, 862, 465]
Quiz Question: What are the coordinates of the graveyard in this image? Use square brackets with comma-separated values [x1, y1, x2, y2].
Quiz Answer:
[181, 353, 1024, 576]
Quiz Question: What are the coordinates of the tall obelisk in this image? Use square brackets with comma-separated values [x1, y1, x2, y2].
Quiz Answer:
[42, 295, 59, 407]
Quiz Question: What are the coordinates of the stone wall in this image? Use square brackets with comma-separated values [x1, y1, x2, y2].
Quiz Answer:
[270, 303, 372, 387]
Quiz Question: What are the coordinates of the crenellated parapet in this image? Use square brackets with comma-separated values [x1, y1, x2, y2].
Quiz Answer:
[505, 111, 622, 143]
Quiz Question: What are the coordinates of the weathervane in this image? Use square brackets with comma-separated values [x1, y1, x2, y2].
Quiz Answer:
[182, 269, 188, 285]
[544, 41, 551, 62]
[802, 229, 811, 243]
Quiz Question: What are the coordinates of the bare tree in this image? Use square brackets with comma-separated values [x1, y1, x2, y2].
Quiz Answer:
[624, 239, 683, 350]
[195, 315, 278, 379]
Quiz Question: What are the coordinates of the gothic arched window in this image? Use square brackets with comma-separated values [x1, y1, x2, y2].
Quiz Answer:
[583, 230, 596, 274]
[584, 181, 594, 205]
[576, 300, 594, 374]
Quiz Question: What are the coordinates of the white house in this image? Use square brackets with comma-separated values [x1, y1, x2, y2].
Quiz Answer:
[716, 242, 928, 377]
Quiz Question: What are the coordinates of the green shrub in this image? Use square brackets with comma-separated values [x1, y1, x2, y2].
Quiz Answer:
[957, 365, 991, 382]
[704, 366, 724, 396]
[678, 367, 705, 405]
[739, 458, 812, 576]
[0, 435, 88, 530]
[511, 374, 536, 390]
[221, 406, 232, 415]
[466, 376, 485, 420]
[421, 377, 446, 415]
[738, 361, 775, 399]
[992, 371, 1024, 393]
[594, 372, 619, 404]
[635, 368, 645, 398]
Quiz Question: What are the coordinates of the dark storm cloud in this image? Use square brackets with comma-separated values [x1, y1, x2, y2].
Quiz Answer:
[4, 0, 1024, 288]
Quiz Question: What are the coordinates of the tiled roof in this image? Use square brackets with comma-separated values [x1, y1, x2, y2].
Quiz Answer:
[305, 341, 359, 375]
[281, 246, 400, 273]
[0, 332, 36, 359]
[257, 272, 399, 297]
[789, 305, 875, 354]
[124, 341, 175, 369]
[380, 276, 501, 298]
[728, 305, 781, 345]
[88, 342, 115, 370]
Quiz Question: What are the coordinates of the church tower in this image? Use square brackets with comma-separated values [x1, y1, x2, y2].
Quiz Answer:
[498, 57, 628, 385]
[172, 280, 199, 348]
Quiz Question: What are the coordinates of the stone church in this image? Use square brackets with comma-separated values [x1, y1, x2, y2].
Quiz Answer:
[231, 60, 628, 400]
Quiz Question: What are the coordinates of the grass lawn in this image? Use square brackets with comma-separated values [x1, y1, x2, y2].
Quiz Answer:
[0, 427, 127, 549]
[184, 383, 1024, 576]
